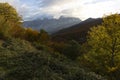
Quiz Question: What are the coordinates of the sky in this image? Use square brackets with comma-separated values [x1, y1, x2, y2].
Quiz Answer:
[0, 0, 120, 21]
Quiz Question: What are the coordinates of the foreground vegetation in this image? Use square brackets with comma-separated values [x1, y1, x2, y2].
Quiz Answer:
[0, 3, 120, 80]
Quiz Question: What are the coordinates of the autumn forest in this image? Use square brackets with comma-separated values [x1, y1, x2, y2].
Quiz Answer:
[0, 3, 120, 80]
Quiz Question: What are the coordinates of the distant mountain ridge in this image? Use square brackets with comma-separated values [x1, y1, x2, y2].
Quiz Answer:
[52, 18, 103, 43]
[23, 16, 81, 33]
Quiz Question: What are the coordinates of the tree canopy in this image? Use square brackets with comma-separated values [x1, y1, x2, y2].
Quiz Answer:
[0, 3, 21, 23]
[84, 14, 120, 80]
[0, 3, 22, 38]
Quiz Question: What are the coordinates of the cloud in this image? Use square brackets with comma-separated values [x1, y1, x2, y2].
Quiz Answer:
[36, 0, 84, 18]
[0, 0, 120, 21]
[84, 0, 111, 4]
[81, 0, 120, 19]
[39, 0, 77, 7]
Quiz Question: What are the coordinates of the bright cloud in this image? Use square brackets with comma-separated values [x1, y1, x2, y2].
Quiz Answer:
[0, 0, 120, 20]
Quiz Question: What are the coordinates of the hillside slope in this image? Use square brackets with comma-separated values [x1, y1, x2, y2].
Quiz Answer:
[52, 18, 103, 43]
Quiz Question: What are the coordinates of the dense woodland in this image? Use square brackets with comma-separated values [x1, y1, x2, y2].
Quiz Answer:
[0, 3, 120, 80]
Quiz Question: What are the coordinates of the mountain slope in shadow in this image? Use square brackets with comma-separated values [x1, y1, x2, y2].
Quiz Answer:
[52, 18, 103, 43]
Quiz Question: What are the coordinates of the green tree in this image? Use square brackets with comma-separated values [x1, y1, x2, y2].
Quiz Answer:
[24, 28, 39, 42]
[0, 3, 21, 23]
[63, 40, 81, 60]
[0, 3, 22, 38]
[0, 16, 10, 38]
[84, 14, 120, 80]
[39, 29, 50, 44]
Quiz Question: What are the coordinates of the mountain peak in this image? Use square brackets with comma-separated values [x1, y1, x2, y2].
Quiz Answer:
[23, 17, 81, 33]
